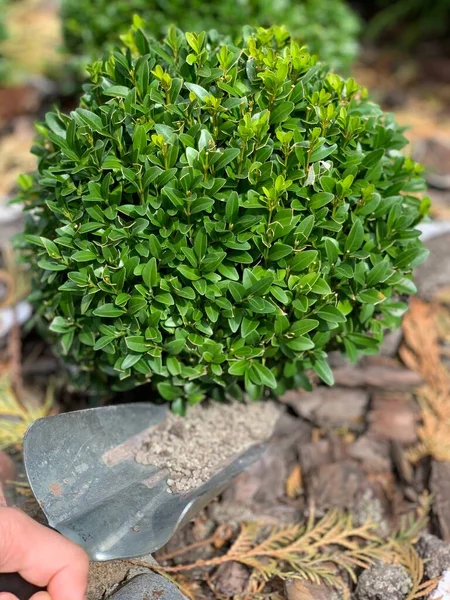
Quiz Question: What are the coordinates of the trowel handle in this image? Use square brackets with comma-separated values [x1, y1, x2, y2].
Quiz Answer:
[0, 572, 45, 599]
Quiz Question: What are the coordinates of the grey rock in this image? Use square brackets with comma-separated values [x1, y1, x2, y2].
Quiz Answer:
[415, 233, 450, 300]
[107, 573, 188, 600]
[356, 564, 412, 600]
[416, 533, 450, 579]
[431, 460, 450, 542]
[380, 329, 403, 357]
[280, 386, 368, 430]
[212, 562, 250, 597]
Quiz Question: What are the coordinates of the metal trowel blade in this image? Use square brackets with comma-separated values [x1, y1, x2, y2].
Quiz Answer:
[23, 403, 265, 561]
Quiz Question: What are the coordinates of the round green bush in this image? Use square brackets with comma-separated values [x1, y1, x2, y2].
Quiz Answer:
[62, 0, 360, 73]
[19, 25, 429, 411]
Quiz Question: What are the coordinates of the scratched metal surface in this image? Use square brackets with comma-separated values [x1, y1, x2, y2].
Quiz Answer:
[23, 403, 266, 561]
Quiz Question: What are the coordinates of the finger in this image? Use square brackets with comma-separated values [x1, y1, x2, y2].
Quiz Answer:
[0, 594, 19, 600]
[0, 508, 89, 600]
[32, 594, 52, 600]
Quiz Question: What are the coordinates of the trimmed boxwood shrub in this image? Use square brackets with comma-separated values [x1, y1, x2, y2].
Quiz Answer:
[18, 25, 429, 412]
[62, 0, 360, 73]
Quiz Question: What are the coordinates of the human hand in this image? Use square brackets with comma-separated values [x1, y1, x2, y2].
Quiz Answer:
[0, 507, 89, 600]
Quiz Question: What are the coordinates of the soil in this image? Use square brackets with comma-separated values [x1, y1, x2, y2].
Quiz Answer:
[135, 400, 280, 494]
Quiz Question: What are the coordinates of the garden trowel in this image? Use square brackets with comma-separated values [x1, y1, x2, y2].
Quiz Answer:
[1, 402, 267, 598]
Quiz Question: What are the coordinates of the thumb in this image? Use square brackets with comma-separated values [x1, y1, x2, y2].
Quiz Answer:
[0, 508, 88, 600]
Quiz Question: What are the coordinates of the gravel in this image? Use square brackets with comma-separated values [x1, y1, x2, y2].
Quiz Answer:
[355, 564, 412, 600]
[135, 400, 280, 494]
[416, 532, 450, 579]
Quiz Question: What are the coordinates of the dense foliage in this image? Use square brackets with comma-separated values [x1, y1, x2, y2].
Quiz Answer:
[62, 0, 360, 73]
[18, 25, 429, 411]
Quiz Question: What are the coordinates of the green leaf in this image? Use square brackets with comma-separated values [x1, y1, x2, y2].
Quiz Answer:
[366, 261, 391, 287]
[93, 304, 125, 318]
[167, 356, 182, 376]
[241, 318, 258, 338]
[76, 108, 104, 133]
[248, 275, 274, 297]
[250, 362, 277, 389]
[157, 382, 180, 401]
[94, 336, 115, 350]
[125, 336, 150, 353]
[190, 196, 214, 214]
[228, 360, 248, 376]
[324, 237, 339, 264]
[49, 316, 74, 333]
[268, 243, 293, 261]
[270, 101, 294, 124]
[344, 219, 364, 254]
[310, 143, 337, 162]
[286, 336, 314, 351]
[225, 191, 239, 223]
[177, 265, 200, 281]
[313, 359, 334, 385]
[290, 250, 318, 272]
[103, 85, 131, 98]
[356, 289, 386, 305]
[311, 278, 331, 295]
[317, 305, 346, 323]
[165, 338, 186, 355]
[133, 124, 147, 155]
[214, 148, 240, 171]
[72, 250, 97, 262]
[310, 192, 334, 210]
[142, 257, 158, 288]
[122, 354, 142, 370]
[395, 247, 429, 269]
[289, 319, 319, 335]
[185, 82, 210, 101]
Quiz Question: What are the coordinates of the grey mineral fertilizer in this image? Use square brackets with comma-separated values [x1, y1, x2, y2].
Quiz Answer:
[135, 401, 280, 494]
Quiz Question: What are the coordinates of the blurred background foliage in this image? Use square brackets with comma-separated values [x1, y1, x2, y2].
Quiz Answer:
[0, 0, 449, 91]
[61, 0, 360, 73]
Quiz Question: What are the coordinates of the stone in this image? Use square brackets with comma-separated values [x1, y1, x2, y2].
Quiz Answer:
[306, 460, 365, 514]
[299, 438, 347, 476]
[367, 393, 418, 444]
[413, 137, 450, 189]
[355, 564, 412, 600]
[211, 562, 250, 597]
[431, 461, 450, 542]
[332, 362, 423, 391]
[106, 573, 188, 600]
[415, 233, 450, 300]
[280, 387, 368, 430]
[348, 435, 391, 473]
[380, 329, 403, 357]
[210, 499, 301, 526]
[87, 561, 131, 600]
[416, 532, 450, 579]
[352, 488, 390, 537]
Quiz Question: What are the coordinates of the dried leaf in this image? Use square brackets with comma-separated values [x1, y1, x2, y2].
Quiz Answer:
[286, 465, 303, 499]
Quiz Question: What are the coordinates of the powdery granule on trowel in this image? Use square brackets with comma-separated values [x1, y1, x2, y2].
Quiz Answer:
[135, 401, 280, 494]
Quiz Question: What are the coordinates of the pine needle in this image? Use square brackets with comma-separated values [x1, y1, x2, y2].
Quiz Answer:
[400, 298, 450, 462]
[0, 375, 54, 450]
[130, 491, 436, 598]
[133, 511, 392, 596]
